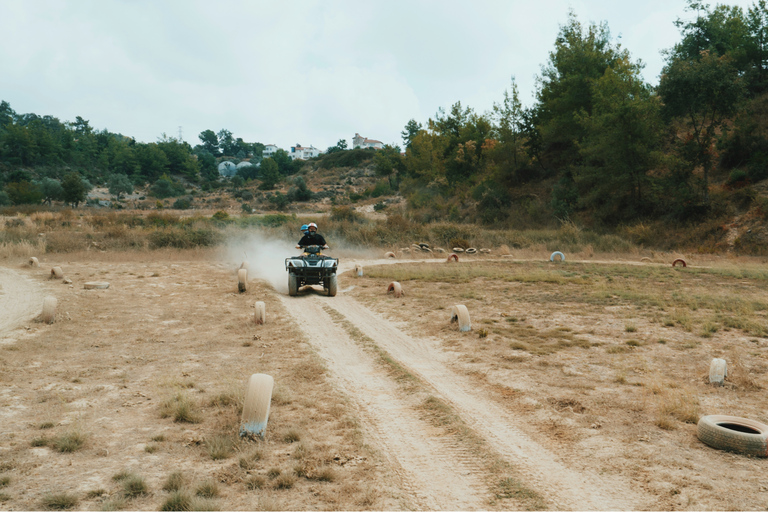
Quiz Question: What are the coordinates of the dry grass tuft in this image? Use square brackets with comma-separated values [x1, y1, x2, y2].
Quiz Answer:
[245, 475, 266, 490]
[195, 480, 220, 498]
[122, 473, 148, 498]
[160, 491, 192, 511]
[160, 393, 202, 423]
[162, 471, 186, 492]
[238, 448, 263, 470]
[100, 496, 128, 511]
[729, 351, 763, 390]
[51, 429, 87, 453]
[272, 473, 296, 489]
[40, 492, 79, 510]
[205, 435, 235, 460]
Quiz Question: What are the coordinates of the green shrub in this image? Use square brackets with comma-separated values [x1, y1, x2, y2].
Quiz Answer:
[172, 198, 192, 210]
[148, 228, 222, 249]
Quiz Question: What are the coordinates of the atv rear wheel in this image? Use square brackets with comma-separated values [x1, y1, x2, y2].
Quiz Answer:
[288, 274, 298, 296]
[327, 275, 337, 297]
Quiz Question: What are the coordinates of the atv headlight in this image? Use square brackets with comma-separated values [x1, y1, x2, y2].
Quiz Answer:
[322, 259, 338, 268]
[287, 259, 304, 267]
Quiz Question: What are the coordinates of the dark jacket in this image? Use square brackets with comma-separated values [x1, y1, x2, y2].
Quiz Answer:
[298, 232, 327, 247]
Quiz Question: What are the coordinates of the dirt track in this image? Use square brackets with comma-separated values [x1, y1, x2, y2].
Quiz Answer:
[281, 282, 650, 510]
[0, 266, 45, 342]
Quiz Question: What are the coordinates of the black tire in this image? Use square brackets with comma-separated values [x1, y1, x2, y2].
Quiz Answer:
[288, 274, 298, 296]
[697, 415, 768, 457]
[327, 275, 337, 297]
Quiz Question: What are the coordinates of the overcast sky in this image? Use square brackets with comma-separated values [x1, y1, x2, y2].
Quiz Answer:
[0, 0, 760, 152]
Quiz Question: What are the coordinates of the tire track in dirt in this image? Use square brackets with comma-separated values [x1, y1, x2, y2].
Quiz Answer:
[0, 266, 45, 342]
[323, 295, 653, 511]
[279, 293, 490, 510]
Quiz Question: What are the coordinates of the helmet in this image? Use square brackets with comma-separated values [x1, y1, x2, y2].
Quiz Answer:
[308, 222, 318, 231]
[300, 224, 308, 232]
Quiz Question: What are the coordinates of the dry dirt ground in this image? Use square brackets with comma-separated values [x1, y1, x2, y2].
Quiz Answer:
[1, 249, 767, 510]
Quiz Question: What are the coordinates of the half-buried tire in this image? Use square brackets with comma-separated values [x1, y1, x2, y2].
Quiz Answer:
[447, 253, 459, 262]
[387, 281, 403, 298]
[450, 304, 471, 332]
[240, 374, 274, 439]
[697, 415, 768, 457]
[50, 267, 64, 279]
[550, 251, 565, 262]
[672, 258, 687, 268]
[238, 268, 248, 293]
[254, 301, 266, 324]
[41, 296, 57, 324]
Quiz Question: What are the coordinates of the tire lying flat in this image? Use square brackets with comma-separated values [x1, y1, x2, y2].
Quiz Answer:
[697, 415, 768, 457]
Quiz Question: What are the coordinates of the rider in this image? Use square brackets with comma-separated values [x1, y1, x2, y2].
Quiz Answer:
[297, 222, 328, 249]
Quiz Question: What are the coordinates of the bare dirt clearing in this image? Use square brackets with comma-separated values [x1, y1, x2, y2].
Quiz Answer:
[1, 252, 767, 510]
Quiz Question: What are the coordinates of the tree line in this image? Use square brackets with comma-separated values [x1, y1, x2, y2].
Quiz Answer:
[371, 0, 768, 226]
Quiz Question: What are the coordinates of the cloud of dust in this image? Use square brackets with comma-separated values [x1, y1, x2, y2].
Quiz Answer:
[226, 235, 298, 295]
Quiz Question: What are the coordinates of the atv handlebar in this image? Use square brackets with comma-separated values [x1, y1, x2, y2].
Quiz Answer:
[296, 244, 329, 250]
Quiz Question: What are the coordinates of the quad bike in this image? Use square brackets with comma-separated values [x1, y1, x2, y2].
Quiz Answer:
[285, 245, 338, 297]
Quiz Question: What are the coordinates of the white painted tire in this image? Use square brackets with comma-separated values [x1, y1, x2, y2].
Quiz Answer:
[50, 267, 63, 279]
[29, 257, 39, 267]
[254, 301, 266, 325]
[387, 281, 403, 298]
[550, 251, 565, 262]
[238, 268, 248, 293]
[84, 282, 110, 290]
[640, 257, 652, 263]
[450, 305, 471, 332]
[240, 374, 274, 439]
[709, 358, 727, 386]
[452, 248, 465, 253]
[355, 264, 363, 277]
[41, 296, 57, 324]
[465, 248, 477, 254]
[385, 252, 396, 258]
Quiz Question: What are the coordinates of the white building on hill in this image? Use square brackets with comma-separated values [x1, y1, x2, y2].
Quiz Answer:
[290, 144, 322, 160]
[263, 144, 279, 159]
[352, 133, 383, 150]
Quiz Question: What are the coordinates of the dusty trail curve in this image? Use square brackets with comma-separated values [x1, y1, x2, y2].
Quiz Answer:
[279, 292, 490, 510]
[0, 266, 45, 341]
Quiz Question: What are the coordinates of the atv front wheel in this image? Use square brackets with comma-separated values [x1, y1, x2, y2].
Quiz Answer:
[327, 275, 337, 297]
[288, 274, 298, 296]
